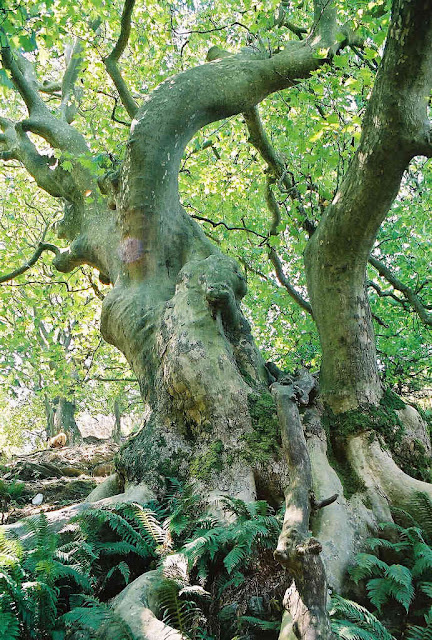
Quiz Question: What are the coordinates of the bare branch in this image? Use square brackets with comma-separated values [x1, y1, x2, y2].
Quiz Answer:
[272, 378, 331, 638]
[243, 107, 314, 235]
[0, 242, 60, 284]
[103, 0, 138, 119]
[369, 255, 432, 327]
[265, 179, 282, 236]
[268, 248, 313, 315]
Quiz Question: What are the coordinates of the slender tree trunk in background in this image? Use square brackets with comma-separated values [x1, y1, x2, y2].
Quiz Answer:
[44, 395, 55, 440]
[46, 396, 81, 444]
[113, 399, 122, 445]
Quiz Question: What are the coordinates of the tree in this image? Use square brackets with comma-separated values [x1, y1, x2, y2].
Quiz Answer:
[0, 0, 431, 638]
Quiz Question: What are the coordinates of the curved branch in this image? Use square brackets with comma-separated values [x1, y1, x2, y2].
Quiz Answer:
[269, 249, 313, 315]
[104, 0, 138, 119]
[0, 45, 46, 115]
[243, 107, 313, 235]
[0, 242, 60, 284]
[369, 255, 432, 327]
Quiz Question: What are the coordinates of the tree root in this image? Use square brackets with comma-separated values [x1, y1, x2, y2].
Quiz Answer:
[107, 569, 186, 640]
[347, 432, 432, 521]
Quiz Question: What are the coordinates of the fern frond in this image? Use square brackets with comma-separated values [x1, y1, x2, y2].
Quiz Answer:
[413, 543, 432, 577]
[330, 595, 395, 640]
[158, 578, 200, 635]
[63, 600, 134, 640]
[104, 561, 130, 587]
[419, 582, 432, 598]
[223, 545, 248, 574]
[365, 537, 410, 553]
[410, 493, 432, 542]
[0, 611, 20, 640]
[349, 554, 389, 584]
[332, 619, 388, 640]
[133, 505, 169, 547]
[365, 578, 391, 611]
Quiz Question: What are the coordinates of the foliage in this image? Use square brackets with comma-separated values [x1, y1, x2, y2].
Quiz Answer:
[69, 488, 284, 639]
[330, 594, 395, 640]
[331, 493, 432, 640]
[62, 595, 135, 640]
[0, 514, 92, 639]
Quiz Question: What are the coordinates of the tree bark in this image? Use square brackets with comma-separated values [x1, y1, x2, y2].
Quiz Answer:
[304, 0, 432, 413]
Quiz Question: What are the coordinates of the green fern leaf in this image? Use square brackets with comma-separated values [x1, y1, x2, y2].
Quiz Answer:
[332, 619, 383, 640]
[330, 595, 395, 640]
[366, 578, 391, 611]
[413, 543, 432, 577]
[0, 611, 20, 640]
[223, 545, 248, 574]
[349, 554, 389, 584]
[419, 582, 432, 598]
[410, 493, 432, 542]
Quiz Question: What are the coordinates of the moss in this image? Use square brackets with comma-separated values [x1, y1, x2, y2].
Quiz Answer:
[324, 392, 405, 449]
[241, 392, 280, 464]
[190, 440, 224, 482]
[324, 388, 430, 493]
[381, 388, 406, 411]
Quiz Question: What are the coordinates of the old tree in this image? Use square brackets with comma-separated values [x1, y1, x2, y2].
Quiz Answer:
[1, 0, 431, 638]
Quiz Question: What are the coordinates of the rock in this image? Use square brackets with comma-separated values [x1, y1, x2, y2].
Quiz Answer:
[32, 493, 44, 506]
[86, 474, 122, 502]
[92, 462, 114, 477]
[62, 466, 85, 477]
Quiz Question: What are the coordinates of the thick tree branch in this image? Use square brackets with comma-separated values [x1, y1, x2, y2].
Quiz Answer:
[1, 36, 88, 154]
[61, 40, 83, 123]
[0, 45, 46, 115]
[369, 255, 432, 327]
[304, 0, 432, 409]
[0, 243, 60, 284]
[104, 0, 138, 119]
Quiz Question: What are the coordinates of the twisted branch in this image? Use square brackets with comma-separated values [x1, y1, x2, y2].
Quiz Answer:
[103, 0, 138, 119]
[0, 243, 60, 284]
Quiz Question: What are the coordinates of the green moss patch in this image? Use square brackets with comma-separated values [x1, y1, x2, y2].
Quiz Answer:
[241, 393, 280, 464]
[190, 440, 224, 482]
[324, 388, 430, 492]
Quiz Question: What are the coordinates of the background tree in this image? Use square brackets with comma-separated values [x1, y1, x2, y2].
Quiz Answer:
[0, 0, 431, 638]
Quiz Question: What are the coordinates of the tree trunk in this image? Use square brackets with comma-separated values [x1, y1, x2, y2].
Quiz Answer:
[46, 396, 81, 444]
[2, 3, 431, 638]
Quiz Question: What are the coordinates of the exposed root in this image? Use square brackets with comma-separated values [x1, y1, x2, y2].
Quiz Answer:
[109, 569, 186, 640]
[347, 432, 432, 521]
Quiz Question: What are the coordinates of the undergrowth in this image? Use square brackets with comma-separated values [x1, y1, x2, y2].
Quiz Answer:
[330, 492, 432, 640]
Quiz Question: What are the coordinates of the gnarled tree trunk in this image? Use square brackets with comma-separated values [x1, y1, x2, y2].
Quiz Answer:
[1, 1, 431, 639]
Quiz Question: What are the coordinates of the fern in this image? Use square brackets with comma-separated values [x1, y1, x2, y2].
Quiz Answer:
[0, 611, 20, 640]
[341, 493, 432, 638]
[409, 494, 432, 542]
[406, 606, 432, 640]
[330, 595, 395, 640]
[158, 578, 201, 636]
[349, 554, 389, 584]
[62, 596, 135, 639]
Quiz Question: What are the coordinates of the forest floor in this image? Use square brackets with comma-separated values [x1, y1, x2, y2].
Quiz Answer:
[0, 441, 119, 523]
